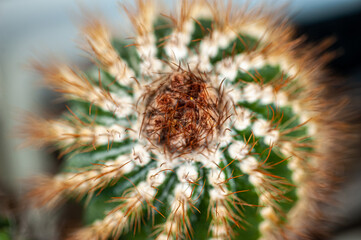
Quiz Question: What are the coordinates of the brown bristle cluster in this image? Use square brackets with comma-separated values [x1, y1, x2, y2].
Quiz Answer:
[141, 69, 225, 156]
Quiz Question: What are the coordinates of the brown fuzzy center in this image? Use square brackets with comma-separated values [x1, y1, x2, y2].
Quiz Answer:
[142, 71, 223, 156]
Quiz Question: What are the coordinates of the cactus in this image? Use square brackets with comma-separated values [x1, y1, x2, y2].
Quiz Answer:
[23, 1, 350, 239]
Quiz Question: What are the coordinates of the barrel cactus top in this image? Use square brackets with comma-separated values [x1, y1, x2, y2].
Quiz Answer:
[24, 1, 350, 239]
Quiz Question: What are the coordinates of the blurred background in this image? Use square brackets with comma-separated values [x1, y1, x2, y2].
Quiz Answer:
[0, 0, 360, 239]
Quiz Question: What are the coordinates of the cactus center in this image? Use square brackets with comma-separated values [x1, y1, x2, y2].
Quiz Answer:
[141, 70, 225, 156]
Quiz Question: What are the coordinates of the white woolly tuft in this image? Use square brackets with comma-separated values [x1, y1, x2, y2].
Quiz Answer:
[239, 156, 259, 174]
[140, 57, 163, 76]
[275, 91, 288, 107]
[200, 30, 234, 58]
[235, 55, 252, 70]
[111, 62, 135, 86]
[136, 34, 157, 58]
[176, 164, 199, 183]
[242, 83, 262, 103]
[209, 188, 226, 201]
[201, 149, 224, 169]
[114, 155, 134, 174]
[136, 33, 163, 76]
[147, 168, 166, 187]
[211, 224, 229, 238]
[218, 129, 234, 148]
[249, 172, 264, 186]
[174, 182, 193, 198]
[156, 234, 170, 240]
[264, 130, 279, 145]
[137, 181, 156, 199]
[187, 54, 212, 72]
[208, 169, 226, 188]
[228, 141, 249, 160]
[252, 118, 270, 136]
[234, 108, 252, 131]
[110, 94, 134, 118]
[260, 86, 274, 105]
[165, 31, 191, 60]
[132, 144, 151, 166]
[250, 55, 267, 69]
[216, 57, 239, 82]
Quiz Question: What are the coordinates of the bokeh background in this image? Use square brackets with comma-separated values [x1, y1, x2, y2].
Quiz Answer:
[0, 0, 361, 239]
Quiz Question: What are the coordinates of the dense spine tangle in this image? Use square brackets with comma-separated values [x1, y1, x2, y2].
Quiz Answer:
[23, 1, 350, 239]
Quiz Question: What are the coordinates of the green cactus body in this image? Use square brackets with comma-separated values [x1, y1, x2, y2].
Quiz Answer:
[25, 1, 340, 239]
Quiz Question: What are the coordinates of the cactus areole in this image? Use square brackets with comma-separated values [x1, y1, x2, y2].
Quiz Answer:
[24, 1, 349, 240]
[142, 69, 228, 156]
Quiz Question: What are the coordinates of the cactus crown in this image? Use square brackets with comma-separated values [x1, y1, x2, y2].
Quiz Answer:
[24, 1, 344, 239]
